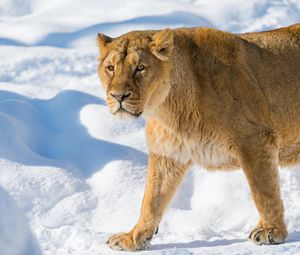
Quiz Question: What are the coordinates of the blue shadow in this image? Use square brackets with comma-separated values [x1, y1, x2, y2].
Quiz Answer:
[150, 238, 245, 250]
[0, 11, 214, 48]
[0, 90, 147, 177]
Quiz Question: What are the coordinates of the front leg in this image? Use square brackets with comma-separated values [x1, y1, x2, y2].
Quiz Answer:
[238, 131, 287, 245]
[107, 153, 190, 251]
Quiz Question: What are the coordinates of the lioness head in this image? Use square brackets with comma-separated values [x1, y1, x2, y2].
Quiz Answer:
[97, 29, 174, 118]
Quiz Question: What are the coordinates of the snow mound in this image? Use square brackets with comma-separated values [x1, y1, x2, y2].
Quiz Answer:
[0, 89, 146, 176]
[0, 0, 299, 48]
[0, 186, 41, 255]
[0, 88, 148, 254]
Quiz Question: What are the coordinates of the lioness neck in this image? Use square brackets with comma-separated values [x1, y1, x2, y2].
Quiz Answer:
[148, 30, 210, 135]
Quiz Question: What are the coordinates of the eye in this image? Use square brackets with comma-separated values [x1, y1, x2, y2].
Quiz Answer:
[106, 65, 114, 72]
[136, 65, 145, 72]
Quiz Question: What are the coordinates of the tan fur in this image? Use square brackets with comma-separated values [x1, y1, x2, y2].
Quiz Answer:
[97, 24, 300, 250]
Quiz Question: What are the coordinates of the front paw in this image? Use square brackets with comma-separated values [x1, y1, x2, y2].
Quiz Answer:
[106, 231, 153, 251]
[107, 232, 136, 251]
[249, 225, 287, 245]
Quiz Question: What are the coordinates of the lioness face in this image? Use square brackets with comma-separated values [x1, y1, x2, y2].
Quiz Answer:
[97, 30, 174, 118]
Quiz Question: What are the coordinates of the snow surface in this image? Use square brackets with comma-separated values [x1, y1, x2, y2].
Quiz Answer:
[0, 0, 300, 254]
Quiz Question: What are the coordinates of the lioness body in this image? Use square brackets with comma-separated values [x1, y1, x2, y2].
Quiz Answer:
[149, 24, 300, 170]
[97, 24, 300, 251]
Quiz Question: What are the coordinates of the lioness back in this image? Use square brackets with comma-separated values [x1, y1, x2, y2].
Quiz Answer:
[239, 23, 300, 53]
[238, 24, 300, 138]
[174, 25, 300, 143]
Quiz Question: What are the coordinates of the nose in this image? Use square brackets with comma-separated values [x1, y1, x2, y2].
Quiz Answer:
[110, 91, 131, 102]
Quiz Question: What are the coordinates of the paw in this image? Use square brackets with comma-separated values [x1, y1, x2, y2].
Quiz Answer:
[106, 232, 152, 251]
[249, 226, 287, 245]
[106, 232, 136, 251]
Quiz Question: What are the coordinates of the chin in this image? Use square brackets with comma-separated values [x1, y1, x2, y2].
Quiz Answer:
[113, 108, 142, 119]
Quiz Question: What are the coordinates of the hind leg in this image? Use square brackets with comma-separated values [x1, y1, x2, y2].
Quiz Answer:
[238, 131, 287, 245]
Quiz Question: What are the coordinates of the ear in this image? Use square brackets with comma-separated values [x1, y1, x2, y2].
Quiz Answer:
[97, 33, 112, 53]
[151, 29, 174, 61]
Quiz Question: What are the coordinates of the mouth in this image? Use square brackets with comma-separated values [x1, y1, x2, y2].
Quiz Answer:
[113, 106, 142, 118]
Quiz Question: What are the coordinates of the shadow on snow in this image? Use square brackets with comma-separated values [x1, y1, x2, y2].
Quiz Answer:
[0, 11, 214, 48]
[150, 231, 300, 251]
[0, 90, 147, 177]
[150, 238, 245, 250]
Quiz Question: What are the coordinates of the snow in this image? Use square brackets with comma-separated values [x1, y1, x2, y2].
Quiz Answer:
[0, 0, 300, 254]
[0, 185, 42, 255]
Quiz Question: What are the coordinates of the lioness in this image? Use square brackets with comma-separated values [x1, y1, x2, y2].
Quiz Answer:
[97, 24, 300, 251]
